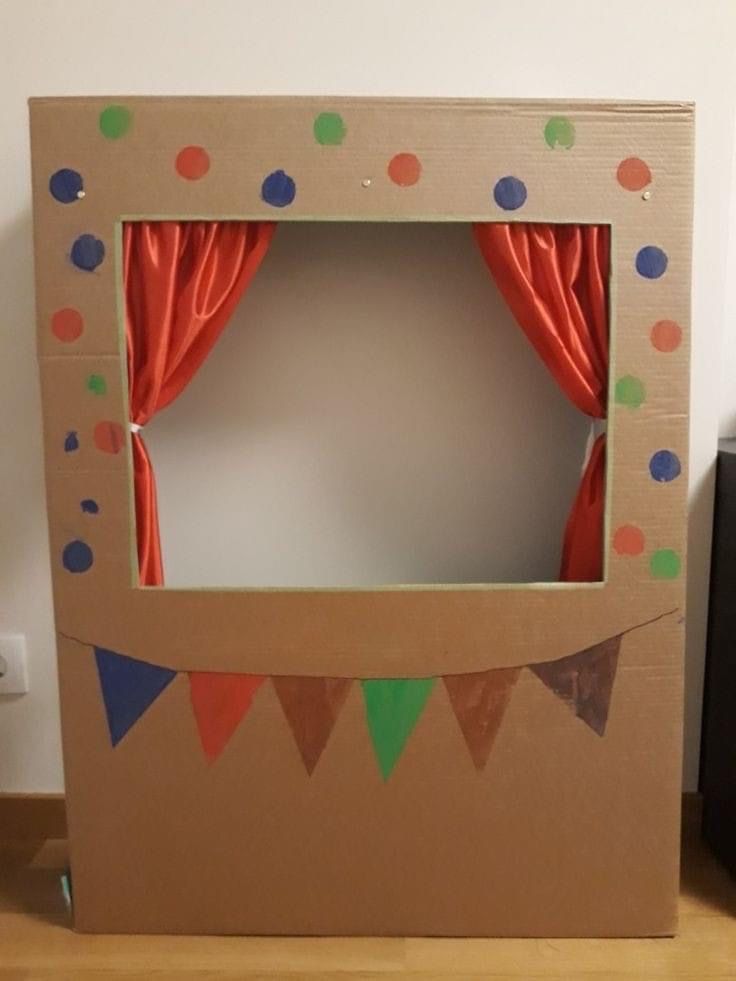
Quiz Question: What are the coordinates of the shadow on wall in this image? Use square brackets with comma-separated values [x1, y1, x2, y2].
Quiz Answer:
[144, 222, 590, 587]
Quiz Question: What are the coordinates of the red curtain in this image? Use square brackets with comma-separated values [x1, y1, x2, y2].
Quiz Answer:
[472, 223, 610, 581]
[123, 221, 275, 585]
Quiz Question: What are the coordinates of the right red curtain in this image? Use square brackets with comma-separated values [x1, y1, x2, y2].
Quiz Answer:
[472, 223, 610, 582]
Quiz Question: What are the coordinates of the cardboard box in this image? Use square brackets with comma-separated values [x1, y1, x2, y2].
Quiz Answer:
[29, 97, 692, 936]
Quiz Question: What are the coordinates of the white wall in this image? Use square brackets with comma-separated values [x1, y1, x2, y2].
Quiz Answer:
[2, 0, 735, 791]
[720, 112, 736, 438]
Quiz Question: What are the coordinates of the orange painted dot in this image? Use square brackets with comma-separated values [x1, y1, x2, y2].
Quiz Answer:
[93, 420, 126, 454]
[388, 153, 421, 187]
[51, 308, 83, 343]
[617, 157, 652, 191]
[650, 319, 682, 353]
[175, 146, 210, 180]
[613, 524, 646, 556]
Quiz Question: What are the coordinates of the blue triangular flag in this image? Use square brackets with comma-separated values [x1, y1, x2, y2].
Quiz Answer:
[94, 647, 177, 746]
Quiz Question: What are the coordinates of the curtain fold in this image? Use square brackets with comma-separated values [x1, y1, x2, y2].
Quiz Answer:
[123, 220, 275, 585]
[472, 222, 610, 582]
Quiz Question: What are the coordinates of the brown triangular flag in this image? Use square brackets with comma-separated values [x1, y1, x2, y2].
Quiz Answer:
[530, 635, 622, 736]
[272, 677, 352, 774]
[443, 668, 520, 770]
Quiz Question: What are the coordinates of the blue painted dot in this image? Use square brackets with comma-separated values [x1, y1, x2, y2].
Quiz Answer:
[649, 449, 681, 482]
[64, 431, 79, 452]
[62, 540, 94, 573]
[49, 168, 83, 204]
[636, 246, 668, 279]
[71, 234, 105, 272]
[261, 170, 296, 208]
[493, 176, 527, 211]
[80, 499, 99, 514]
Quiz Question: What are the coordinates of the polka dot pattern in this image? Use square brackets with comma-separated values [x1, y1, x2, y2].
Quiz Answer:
[49, 168, 84, 203]
[493, 176, 527, 211]
[93, 420, 126, 454]
[99, 105, 131, 139]
[57, 105, 135, 574]
[649, 450, 681, 483]
[388, 153, 421, 187]
[544, 117, 575, 149]
[617, 157, 651, 191]
[175, 146, 210, 180]
[650, 548, 681, 580]
[651, 320, 682, 353]
[615, 375, 646, 409]
[87, 374, 107, 396]
[71, 234, 105, 272]
[613, 525, 645, 556]
[314, 112, 346, 146]
[635, 246, 668, 279]
[51, 308, 83, 343]
[261, 170, 296, 208]
[53, 103, 684, 587]
[62, 540, 94, 573]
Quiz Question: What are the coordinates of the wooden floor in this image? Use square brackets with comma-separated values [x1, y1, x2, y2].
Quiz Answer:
[2, 812, 735, 980]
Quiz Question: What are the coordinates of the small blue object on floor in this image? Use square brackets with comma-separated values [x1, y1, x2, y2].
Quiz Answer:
[60, 870, 73, 914]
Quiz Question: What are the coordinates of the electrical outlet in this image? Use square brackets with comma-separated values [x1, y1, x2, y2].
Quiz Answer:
[0, 635, 29, 695]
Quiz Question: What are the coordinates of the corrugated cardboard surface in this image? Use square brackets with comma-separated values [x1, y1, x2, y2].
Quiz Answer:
[30, 97, 692, 935]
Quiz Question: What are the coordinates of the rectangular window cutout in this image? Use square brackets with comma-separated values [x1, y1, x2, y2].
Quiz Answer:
[124, 221, 609, 588]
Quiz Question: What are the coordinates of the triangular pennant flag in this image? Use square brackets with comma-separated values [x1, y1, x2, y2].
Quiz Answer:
[188, 672, 265, 762]
[530, 635, 622, 736]
[94, 646, 177, 747]
[272, 677, 352, 774]
[443, 668, 520, 770]
[361, 678, 436, 780]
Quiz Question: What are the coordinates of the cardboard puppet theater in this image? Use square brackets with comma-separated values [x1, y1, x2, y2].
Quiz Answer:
[30, 97, 692, 937]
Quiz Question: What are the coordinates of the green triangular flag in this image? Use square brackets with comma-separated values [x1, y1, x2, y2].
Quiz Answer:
[361, 678, 436, 780]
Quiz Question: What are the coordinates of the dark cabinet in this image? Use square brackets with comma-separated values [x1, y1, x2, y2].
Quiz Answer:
[701, 439, 736, 874]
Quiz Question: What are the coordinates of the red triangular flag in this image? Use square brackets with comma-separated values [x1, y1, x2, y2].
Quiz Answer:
[272, 677, 352, 774]
[444, 668, 520, 770]
[188, 672, 265, 762]
[530, 635, 622, 736]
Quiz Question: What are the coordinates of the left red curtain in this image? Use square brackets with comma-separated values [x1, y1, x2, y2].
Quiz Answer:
[123, 221, 275, 585]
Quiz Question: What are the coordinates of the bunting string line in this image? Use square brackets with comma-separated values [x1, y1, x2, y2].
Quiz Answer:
[58, 608, 679, 780]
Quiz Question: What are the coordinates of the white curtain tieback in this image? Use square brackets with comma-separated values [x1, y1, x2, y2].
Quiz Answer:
[130, 422, 144, 434]
[581, 418, 606, 474]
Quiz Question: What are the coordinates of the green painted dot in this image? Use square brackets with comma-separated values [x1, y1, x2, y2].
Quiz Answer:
[650, 548, 681, 580]
[614, 375, 646, 409]
[99, 105, 132, 139]
[313, 112, 346, 146]
[544, 116, 575, 149]
[86, 373, 107, 396]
